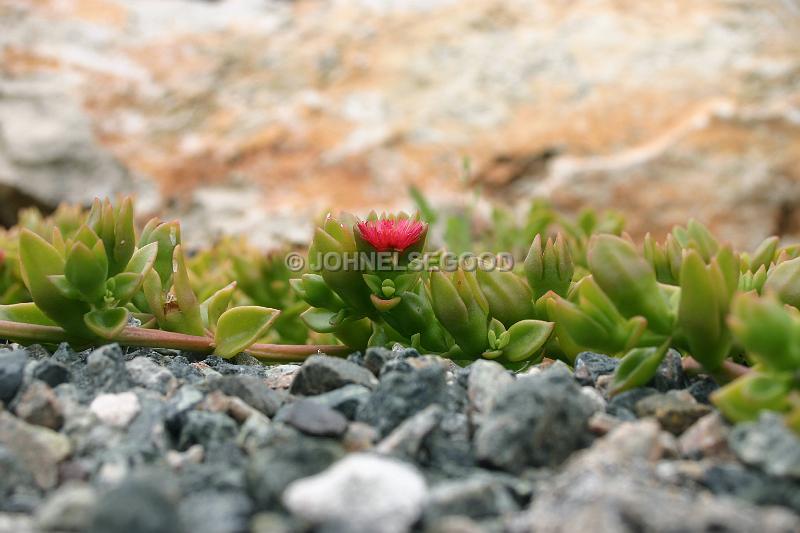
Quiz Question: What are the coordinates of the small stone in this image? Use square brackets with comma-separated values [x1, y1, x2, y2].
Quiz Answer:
[679, 412, 731, 458]
[0, 513, 35, 533]
[687, 376, 719, 404]
[573, 352, 618, 386]
[250, 512, 299, 533]
[237, 413, 272, 455]
[88, 476, 181, 533]
[262, 365, 300, 390]
[90, 392, 141, 428]
[178, 491, 252, 533]
[166, 356, 204, 384]
[606, 387, 658, 420]
[424, 475, 518, 522]
[700, 463, 800, 513]
[82, 344, 132, 396]
[31, 360, 71, 388]
[376, 404, 443, 458]
[0, 349, 27, 404]
[210, 374, 284, 417]
[283, 453, 428, 533]
[165, 385, 204, 429]
[246, 425, 345, 510]
[178, 411, 238, 451]
[652, 349, 686, 391]
[474, 366, 595, 470]
[357, 364, 448, 437]
[588, 412, 623, 436]
[729, 412, 800, 479]
[276, 398, 349, 437]
[166, 445, 204, 470]
[126, 357, 177, 395]
[580, 386, 606, 413]
[14, 380, 63, 430]
[290, 355, 378, 395]
[35, 482, 97, 532]
[466, 359, 513, 426]
[305, 384, 371, 419]
[0, 444, 41, 513]
[635, 390, 712, 435]
[0, 411, 71, 489]
[343, 422, 379, 452]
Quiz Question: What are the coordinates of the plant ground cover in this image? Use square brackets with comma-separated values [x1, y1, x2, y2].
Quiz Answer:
[0, 196, 799, 532]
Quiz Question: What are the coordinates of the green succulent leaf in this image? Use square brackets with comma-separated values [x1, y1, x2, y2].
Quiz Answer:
[214, 306, 279, 358]
[0, 302, 57, 326]
[477, 268, 534, 328]
[201, 282, 236, 332]
[764, 256, 800, 309]
[712, 372, 792, 423]
[110, 272, 144, 305]
[501, 319, 554, 362]
[84, 307, 129, 339]
[300, 307, 340, 333]
[610, 341, 670, 396]
[65, 241, 107, 302]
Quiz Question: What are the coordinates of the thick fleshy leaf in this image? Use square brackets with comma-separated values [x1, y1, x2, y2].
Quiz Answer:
[109, 272, 144, 305]
[501, 319, 554, 362]
[0, 303, 57, 326]
[167, 245, 205, 336]
[764, 257, 800, 309]
[125, 242, 158, 277]
[477, 269, 534, 327]
[712, 373, 792, 423]
[610, 342, 670, 396]
[300, 307, 340, 333]
[19, 229, 92, 337]
[47, 275, 83, 300]
[139, 220, 181, 286]
[588, 235, 672, 334]
[112, 197, 136, 273]
[214, 306, 279, 358]
[84, 307, 129, 339]
[201, 282, 236, 331]
[294, 274, 344, 310]
[728, 293, 800, 372]
[65, 241, 107, 302]
[141, 269, 165, 323]
[748, 236, 779, 273]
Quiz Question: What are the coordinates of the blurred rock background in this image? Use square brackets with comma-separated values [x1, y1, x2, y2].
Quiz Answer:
[1, 0, 799, 249]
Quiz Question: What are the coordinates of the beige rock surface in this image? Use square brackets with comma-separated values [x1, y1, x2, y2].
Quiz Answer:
[2, 0, 799, 248]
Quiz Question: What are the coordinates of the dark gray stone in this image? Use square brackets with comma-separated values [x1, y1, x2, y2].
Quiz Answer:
[32, 359, 71, 388]
[701, 463, 800, 514]
[81, 344, 132, 398]
[178, 461, 247, 495]
[290, 355, 378, 395]
[424, 475, 518, 522]
[305, 384, 371, 419]
[166, 356, 204, 384]
[0, 348, 27, 404]
[0, 444, 42, 513]
[634, 390, 711, 435]
[474, 366, 594, 471]
[606, 387, 658, 420]
[246, 424, 345, 510]
[14, 380, 64, 430]
[210, 375, 283, 417]
[651, 348, 686, 391]
[178, 491, 252, 533]
[357, 364, 448, 437]
[276, 398, 348, 437]
[573, 352, 618, 387]
[88, 476, 182, 533]
[729, 413, 800, 479]
[178, 411, 238, 451]
[687, 376, 719, 404]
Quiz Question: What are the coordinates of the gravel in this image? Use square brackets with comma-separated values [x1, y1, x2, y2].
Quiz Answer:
[0, 342, 796, 532]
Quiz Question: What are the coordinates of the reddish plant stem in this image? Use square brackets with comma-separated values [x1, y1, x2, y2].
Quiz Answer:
[682, 356, 752, 384]
[0, 319, 351, 362]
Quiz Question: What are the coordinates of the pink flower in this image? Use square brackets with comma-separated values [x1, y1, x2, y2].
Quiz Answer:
[356, 217, 426, 252]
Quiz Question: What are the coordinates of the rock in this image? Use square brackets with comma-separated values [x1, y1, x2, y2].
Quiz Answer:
[0, 411, 71, 489]
[14, 380, 64, 430]
[210, 374, 284, 417]
[126, 357, 177, 395]
[165, 385, 204, 431]
[178, 461, 247, 496]
[357, 364, 448, 437]
[580, 386, 606, 413]
[275, 398, 349, 438]
[679, 412, 731, 458]
[178, 411, 238, 451]
[700, 463, 800, 514]
[283, 453, 428, 533]
[729, 412, 800, 479]
[635, 390, 713, 435]
[573, 352, 618, 387]
[246, 425, 345, 510]
[376, 404, 443, 458]
[358, 345, 420, 376]
[31, 360, 71, 388]
[305, 384, 371, 420]
[474, 366, 595, 471]
[0, 513, 35, 533]
[0, 444, 41, 513]
[262, 365, 300, 390]
[35, 482, 97, 532]
[0, 349, 27, 404]
[88, 476, 181, 533]
[517, 420, 800, 533]
[90, 392, 141, 428]
[250, 512, 299, 533]
[165, 356, 205, 384]
[81, 344, 132, 397]
[178, 491, 252, 533]
[466, 360, 514, 425]
[424, 475, 518, 523]
[651, 349, 686, 391]
[236, 413, 272, 456]
[290, 355, 378, 395]
[343, 422, 380, 452]
[606, 387, 658, 420]
[687, 376, 720, 404]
